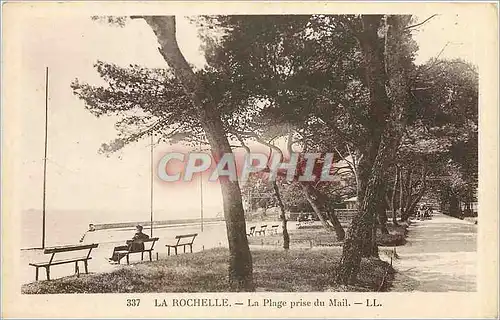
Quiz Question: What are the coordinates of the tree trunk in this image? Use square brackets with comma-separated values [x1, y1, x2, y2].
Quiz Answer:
[337, 14, 413, 285]
[377, 182, 389, 234]
[326, 210, 346, 242]
[399, 167, 405, 220]
[142, 16, 253, 291]
[449, 192, 460, 218]
[391, 166, 399, 225]
[400, 168, 415, 221]
[272, 182, 290, 250]
[385, 193, 392, 211]
[301, 183, 345, 241]
[354, 156, 379, 256]
[302, 184, 335, 231]
[378, 210, 389, 234]
[341, 15, 391, 264]
[406, 167, 428, 216]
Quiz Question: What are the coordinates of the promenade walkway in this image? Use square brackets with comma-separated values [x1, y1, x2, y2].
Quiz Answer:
[382, 213, 477, 292]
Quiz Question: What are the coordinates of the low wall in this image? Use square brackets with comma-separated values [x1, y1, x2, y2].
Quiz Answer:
[335, 209, 402, 223]
[287, 209, 401, 224]
[93, 217, 225, 231]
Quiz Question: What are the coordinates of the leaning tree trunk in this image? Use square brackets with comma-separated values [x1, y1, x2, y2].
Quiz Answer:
[301, 183, 345, 241]
[302, 185, 345, 240]
[337, 14, 413, 285]
[142, 16, 253, 291]
[326, 209, 346, 242]
[272, 181, 290, 250]
[302, 184, 336, 232]
[313, 186, 346, 241]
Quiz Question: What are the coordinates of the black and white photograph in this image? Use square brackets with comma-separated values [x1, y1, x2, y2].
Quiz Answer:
[1, 1, 498, 318]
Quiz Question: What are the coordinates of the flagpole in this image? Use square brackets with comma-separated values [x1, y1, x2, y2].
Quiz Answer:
[150, 133, 154, 237]
[200, 169, 204, 232]
[200, 142, 204, 232]
[42, 67, 49, 249]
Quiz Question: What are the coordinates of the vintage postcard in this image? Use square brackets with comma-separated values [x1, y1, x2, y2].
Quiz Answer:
[1, 1, 498, 318]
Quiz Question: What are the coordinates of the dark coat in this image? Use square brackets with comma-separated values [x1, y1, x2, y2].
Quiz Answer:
[127, 232, 150, 252]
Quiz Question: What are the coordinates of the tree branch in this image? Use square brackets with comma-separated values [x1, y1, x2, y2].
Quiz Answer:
[405, 14, 438, 30]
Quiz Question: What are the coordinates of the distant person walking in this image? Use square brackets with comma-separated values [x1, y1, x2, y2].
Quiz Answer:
[425, 206, 433, 219]
[107, 225, 149, 263]
[79, 223, 96, 243]
[417, 205, 426, 220]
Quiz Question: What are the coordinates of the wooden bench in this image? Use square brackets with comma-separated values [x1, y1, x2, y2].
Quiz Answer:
[255, 225, 267, 236]
[270, 225, 279, 234]
[247, 226, 256, 237]
[165, 234, 198, 256]
[116, 237, 159, 265]
[29, 243, 98, 281]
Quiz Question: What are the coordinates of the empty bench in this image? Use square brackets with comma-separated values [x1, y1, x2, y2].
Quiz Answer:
[165, 234, 198, 256]
[247, 226, 256, 237]
[270, 225, 279, 234]
[115, 237, 159, 265]
[29, 243, 99, 281]
[255, 225, 267, 236]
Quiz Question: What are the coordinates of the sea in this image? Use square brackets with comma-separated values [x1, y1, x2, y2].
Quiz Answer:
[19, 208, 287, 284]
[20, 208, 223, 249]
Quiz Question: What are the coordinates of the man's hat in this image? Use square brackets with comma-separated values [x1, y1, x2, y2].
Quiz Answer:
[136, 224, 143, 230]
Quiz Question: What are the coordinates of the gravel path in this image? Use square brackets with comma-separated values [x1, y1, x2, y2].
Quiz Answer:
[381, 213, 477, 292]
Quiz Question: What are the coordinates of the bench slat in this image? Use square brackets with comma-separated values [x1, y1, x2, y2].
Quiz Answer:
[139, 237, 159, 242]
[168, 243, 194, 246]
[171, 234, 197, 245]
[174, 234, 197, 239]
[166, 234, 197, 247]
[117, 248, 155, 254]
[44, 243, 99, 254]
[29, 257, 92, 267]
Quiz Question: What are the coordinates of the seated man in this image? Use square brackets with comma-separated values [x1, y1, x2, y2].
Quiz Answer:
[108, 225, 150, 263]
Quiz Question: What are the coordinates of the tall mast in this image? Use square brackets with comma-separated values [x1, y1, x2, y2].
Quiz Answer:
[200, 142, 204, 232]
[200, 168, 204, 232]
[150, 133, 154, 237]
[42, 67, 49, 249]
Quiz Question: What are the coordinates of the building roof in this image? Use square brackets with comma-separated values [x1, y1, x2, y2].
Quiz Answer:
[344, 196, 357, 202]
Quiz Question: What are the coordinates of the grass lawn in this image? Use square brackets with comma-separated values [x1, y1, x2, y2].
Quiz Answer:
[248, 223, 408, 247]
[249, 225, 343, 247]
[22, 248, 394, 294]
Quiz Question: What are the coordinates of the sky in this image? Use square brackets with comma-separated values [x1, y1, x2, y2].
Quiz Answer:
[9, 12, 480, 225]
